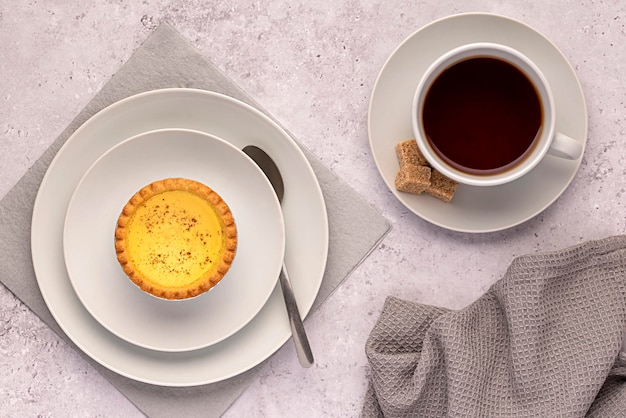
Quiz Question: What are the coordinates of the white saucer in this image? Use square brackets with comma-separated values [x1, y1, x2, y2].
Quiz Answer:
[31, 89, 328, 386]
[63, 129, 285, 352]
[368, 13, 587, 233]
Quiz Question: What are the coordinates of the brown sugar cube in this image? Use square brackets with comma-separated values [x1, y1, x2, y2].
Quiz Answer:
[395, 139, 429, 168]
[395, 164, 431, 195]
[425, 169, 459, 202]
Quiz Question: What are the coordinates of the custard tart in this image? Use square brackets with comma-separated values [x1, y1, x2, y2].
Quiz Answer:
[115, 178, 237, 300]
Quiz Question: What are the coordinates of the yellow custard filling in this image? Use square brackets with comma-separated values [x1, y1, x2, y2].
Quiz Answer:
[115, 178, 237, 300]
[126, 190, 225, 288]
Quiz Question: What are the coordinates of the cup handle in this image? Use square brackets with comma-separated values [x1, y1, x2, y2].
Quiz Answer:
[548, 132, 583, 160]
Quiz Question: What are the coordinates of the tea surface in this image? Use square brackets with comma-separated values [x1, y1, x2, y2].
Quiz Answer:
[422, 57, 542, 173]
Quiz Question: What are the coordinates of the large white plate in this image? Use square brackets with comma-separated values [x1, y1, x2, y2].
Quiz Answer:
[31, 89, 328, 386]
[369, 13, 587, 233]
[64, 129, 285, 352]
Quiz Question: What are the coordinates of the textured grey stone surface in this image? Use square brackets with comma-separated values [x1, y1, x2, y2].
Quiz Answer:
[1, 1, 625, 417]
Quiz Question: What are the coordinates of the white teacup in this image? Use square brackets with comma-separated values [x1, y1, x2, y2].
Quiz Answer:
[411, 42, 582, 187]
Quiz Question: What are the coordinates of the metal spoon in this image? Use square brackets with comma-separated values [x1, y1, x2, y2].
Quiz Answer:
[242, 145, 314, 368]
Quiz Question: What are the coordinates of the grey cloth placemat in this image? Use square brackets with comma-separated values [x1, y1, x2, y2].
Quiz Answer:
[0, 23, 390, 417]
[363, 236, 626, 417]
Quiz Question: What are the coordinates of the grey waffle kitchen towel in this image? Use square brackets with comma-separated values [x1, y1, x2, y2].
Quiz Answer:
[363, 236, 626, 417]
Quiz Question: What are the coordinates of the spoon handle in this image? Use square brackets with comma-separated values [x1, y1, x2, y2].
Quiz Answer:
[279, 263, 314, 367]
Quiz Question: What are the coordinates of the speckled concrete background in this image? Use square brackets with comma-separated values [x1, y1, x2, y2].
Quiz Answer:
[1, 1, 625, 416]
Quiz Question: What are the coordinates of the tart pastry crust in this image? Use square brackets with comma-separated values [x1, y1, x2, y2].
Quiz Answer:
[115, 178, 237, 300]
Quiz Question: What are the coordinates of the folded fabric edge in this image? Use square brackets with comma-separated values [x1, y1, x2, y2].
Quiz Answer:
[362, 235, 626, 417]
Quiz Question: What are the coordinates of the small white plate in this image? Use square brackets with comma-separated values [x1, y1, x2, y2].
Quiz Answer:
[369, 13, 587, 233]
[63, 129, 285, 352]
